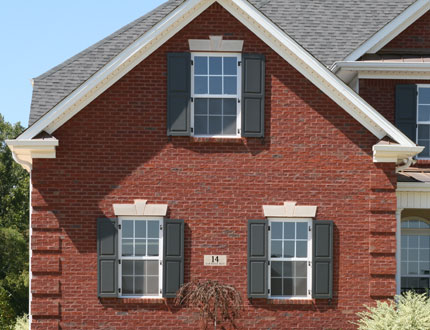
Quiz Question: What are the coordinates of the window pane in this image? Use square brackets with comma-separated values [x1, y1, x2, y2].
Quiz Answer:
[420, 236, 430, 249]
[223, 115, 236, 135]
[223, 57, 237, 75]
[408, 235, 419, 248]
[295, 261, 307, 277]
[401, 262, 407, 275]
[409, 262, 418, 275]
[409, 221, 420, 229]
[296, 241, 307, 258]
[135, 221, 146, 238]
[208, 116, 222, 135]
[420, 262, 430, 275]
[122, 276, 133, 294]
[283, 241, 294, 258]
[148, 221, 159, 238]
[271, 241, 282, 258]
[283, 278, 293, 296]
[146, 261, 159, 276]
[418, 141, 430, 158]
[271, 222, 282, 239]
[223, 99, 236, 115]
[147, 239, 159, 256]
[271, 261, 282, 277]
[209, 99, 222, 115]
[135, 276, 144, 294]
[122, 239, 133, 256]
[135, 260, 144, 275]
[419, 88, 430, 104]
[209, 57, 222, 75]
[123, 220, 133, 238]
[296, 223, 307, 240]
[194, 116, 208, 135]
[194, 56, 208, 75]
[122, 260, 133, 276]
[418, 105, 430, 122]
[195, 98, 208, 115]
[224, 77, 237, 95]
[401, 249, 407, 260]
[295, 278, 307, 296]
[284, 222, 295, 239]
[401, 235, 407, 246]
[209, 77, 222, 94]
[135, 239, 146, 256]
[195, 76, 208, 94]
[271, 278, 282, 295]
[418, 125, 430, 139]
[409, 249, 419, 261]
[146, 276, 159, 294]
[283, 261, 293, 277]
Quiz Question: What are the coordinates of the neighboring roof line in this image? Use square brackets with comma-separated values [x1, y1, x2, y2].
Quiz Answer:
[343, 0, 430, 62]
[17, 0, 416, 150]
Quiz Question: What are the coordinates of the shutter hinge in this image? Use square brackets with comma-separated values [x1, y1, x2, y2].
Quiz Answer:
[308, 261, 311, 267]
[118, 224, 121, 230]
[118, 288, 121, 293]
[308, 290, 311, 295]
[237, 128, 241, 134]
[160, 288, 162, 294]
[191, 60, 194, 66]
[190, 127, 194, 133]
[268, 225, 270, 231]
[237, 98, 240, 103]
[160, 260, 163, 266]
[118, 259, 121, 264]
[191, 97, 194, 102]
[238, 61, 241, 66]
[160, 224, 163, 231]
[309, 226, 311, 232]
[268, 289, 270, 294]
[268, 260, 271, 266]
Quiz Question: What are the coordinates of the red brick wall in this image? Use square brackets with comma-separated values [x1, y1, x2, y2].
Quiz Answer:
[30, 3, 397, 329]
[382, 10, 430, 49]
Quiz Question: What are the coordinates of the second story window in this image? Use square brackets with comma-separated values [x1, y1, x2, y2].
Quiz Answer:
[191, 53, 241, 137]
[418, 86, 430, 159]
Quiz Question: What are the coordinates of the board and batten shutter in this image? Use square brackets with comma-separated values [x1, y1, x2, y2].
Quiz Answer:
[97, 218, 118, 298]
[163, 219, 184, 298]
[395, 84, 417, 142]
[242, 54, 265, 137]
[167, 53, 191, 136]
[247, 220, 268, 298]
[312, 220, 333, 299]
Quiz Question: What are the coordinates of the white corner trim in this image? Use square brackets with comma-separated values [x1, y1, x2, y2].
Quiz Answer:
[5, 138, 59, 172]
[343, 0, 430, 61]
[372, 143, 424, 163]
[263, 201, 317, 218]
[397, 182, 430, 192]
[113, 200, 168, 216]
[18, 0, 417, 151]
[189, 35, 244, 51]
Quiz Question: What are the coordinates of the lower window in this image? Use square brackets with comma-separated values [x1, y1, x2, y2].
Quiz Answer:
[401, 217, 430, 295]
[268, 219, 312, 298]
[118, 217, 163, 297]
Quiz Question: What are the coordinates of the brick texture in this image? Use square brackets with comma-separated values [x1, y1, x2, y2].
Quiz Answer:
[31, 299, 60, 316]
[30, 3, 397, 329]
[32, 232, 61, 251]
[31, 255, 60, 274]
[31, 277, 61, 295]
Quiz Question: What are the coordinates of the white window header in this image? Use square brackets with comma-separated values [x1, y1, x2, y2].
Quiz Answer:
[189, 36, 244, 52]
[113, 200, 168, 217]
[263, 201, 317, 218]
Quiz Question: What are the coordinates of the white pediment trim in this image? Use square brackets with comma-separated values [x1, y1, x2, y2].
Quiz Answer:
[113, 200, 168, 216]
[263, 201, 317, 218]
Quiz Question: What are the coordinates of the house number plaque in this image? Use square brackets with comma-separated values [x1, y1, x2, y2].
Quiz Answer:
[204, 255, 227, 266]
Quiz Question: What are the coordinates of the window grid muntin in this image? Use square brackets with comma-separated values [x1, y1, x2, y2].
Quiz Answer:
[416, 86, 430, 159]
[268, 219, 312, 299]
[118, 217, 163, 298]
[191, 53, 241, 138]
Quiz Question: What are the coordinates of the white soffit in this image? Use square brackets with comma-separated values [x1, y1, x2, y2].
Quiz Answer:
[263, 201, 317, 218]
[113, 200, 168, 216]
[16, 0, 416, 151]
[344, 0, 430, 61]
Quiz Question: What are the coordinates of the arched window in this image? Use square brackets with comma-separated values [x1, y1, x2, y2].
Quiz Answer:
[401, 217, 430, 294]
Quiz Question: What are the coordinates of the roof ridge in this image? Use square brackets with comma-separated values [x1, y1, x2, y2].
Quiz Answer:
[35, 0, 181, 81]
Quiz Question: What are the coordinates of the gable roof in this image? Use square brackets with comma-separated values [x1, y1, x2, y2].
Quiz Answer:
[27, 0, 418, 127]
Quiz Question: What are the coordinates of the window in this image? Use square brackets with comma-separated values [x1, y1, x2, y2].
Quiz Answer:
[268, 219, 312, 298]
[118, 217, 163, 297]
[401, 218, 430, 295]
[417, 86, 430, 159]
[191, 53, 241, 137]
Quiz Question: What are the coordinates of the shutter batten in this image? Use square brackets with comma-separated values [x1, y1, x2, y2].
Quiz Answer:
[163, 219, 184, 298]
[242, 54, 265, 137]
[312, 220, 333, 299]
[395, 84, 417, 142]
[247, 219, 268, 298]
[97, 218, 118, 298]
[167, 53, 191, 136]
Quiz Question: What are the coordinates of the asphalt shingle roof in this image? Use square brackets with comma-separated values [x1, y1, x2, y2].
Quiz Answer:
[28, 0, 417, 127]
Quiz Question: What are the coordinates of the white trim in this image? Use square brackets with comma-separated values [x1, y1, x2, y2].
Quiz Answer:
[416, 85, 430, 160]
[396, 209, 403, 295]
[29, 171, 33, 324]
[113, 200, 168, 216]
[372, 143, 424, 163]
[397, 182, 430, 192]
[343, 0, 430, 61]
[263, 201, 317, 218]
[189, 36, 244, 52]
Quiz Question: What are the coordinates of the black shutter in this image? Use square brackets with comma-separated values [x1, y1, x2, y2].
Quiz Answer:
[167, 53, 191, 136]
[396, 84, 417, 142]
[242, 54, 265, 137]
[312, 220, 333, 299]
[163, 219, 184, 298]
[247, 220, 268, 298]
[97, 217, 118, 298]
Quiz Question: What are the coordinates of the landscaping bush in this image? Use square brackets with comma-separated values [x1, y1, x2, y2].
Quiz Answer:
[355, 291, 430, 330]
[13, 314, 28, 330]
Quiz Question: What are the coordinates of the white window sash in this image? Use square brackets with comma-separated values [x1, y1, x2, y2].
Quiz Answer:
[416, 85, 430, 159]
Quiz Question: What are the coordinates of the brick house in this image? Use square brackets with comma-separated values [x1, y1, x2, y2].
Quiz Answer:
[6, 0, 430, 328]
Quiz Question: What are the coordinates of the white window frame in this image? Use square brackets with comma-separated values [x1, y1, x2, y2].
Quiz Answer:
[267, 218, 313, 300]
[190, 52, 242, 138]
[118, 216, 164, 298]
[416, 84, 430, 160]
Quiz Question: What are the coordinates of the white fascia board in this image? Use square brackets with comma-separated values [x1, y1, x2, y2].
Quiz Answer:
[220, 0, 415, 147]
[18, 0, 216, 140]
[344, 0, 430, 61]
[373, 144, 424, 163]
[397, 182, 430, 192]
